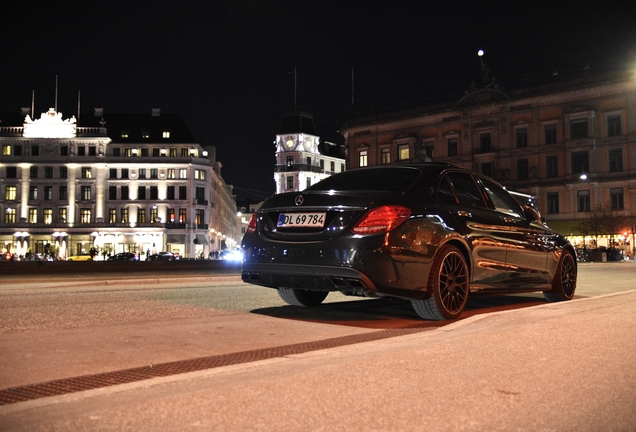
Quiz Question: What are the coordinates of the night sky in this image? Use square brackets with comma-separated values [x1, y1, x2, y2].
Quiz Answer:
[2, 1, 635, 200]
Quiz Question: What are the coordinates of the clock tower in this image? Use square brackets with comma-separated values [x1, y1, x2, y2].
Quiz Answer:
[274, 112, 345, 194]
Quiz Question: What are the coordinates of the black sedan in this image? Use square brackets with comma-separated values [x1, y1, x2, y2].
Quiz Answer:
[241, 163, 577, 320]
[107, 252, 138, 261]
[147, 252, 178, 261]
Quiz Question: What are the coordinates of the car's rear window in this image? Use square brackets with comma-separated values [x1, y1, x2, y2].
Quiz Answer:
[307, 167, 421, 192]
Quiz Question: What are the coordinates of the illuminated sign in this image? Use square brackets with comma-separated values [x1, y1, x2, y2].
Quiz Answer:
[23, 108, 77, 138]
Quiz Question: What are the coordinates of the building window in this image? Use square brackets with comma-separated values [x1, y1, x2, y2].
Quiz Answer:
[577, 190, 590, 212]
[138, 169, 146, 179]
[150, 169, 158, 179]
[163, 131, 170, 139]
[150, 186, 158, 200]
[43, 209, 53, 225]
[167, 208, 175, 223]
[167, 186, 175, 200]
[109, 186, 117, 200]
[44, 167, 53, 178]
[397, 144, 410, 161]
[141, 148, 149, 157]
[124, 148, 132, 157]
[59, 186, 67, 201]
[2, 145, 11, 155]
[44, 186, 53, 200]
[195, 169, 205, 180]
[110, 168, 117, 178]
[58, 208, 67, 223]
[380, 148, 390, 164]
[516, 159, 529, 181]
[570, 118, 588, 139]
[167, 169, 176, 179]
[544, 124, 557, 145]
[546, 155, 559, 178]
[169, 148, 177, 157]
[60, 166, 67, 178]
[607, 115, 621, 137]
[80, 209, 91, 224]
[286, 176, 294, 190]
[29, 186, 37, 200]
[180, 148, 189, 157]
[109, 209, 117, 223]
[330, 161, 335, 172]
[6, 167, 17, 178]
[88, 146, 96, 156]
[448, 137, 459, 156]
[547, 192, 559, 214]
[81, 167, 92, 178]
[306, 178, 311, 189]
[481, 163, 493, 179]
[137, 208, 146, 223]
[137, 186, 146, 200]
[150, 207, 158, 223]
[81, 186, 91, 200]
[179, 186, 187, 200]
[30, 166, 38, 178]
[5, 186, 17, 200]
[77, 146, 86, 156]
[179, 169, 187, 179]
[141, 130, 150, 139]
[121, 186, 129, 200]
[195, 209, 204, 225]
[14, 145, 22, 156]
[479, 133, 491, 152]
[120, 208, 129, 224]
[31, 145, 39, 156]
[515, 128, 528, 148]
[153, 148, 160, 157]
[610, 188, 624, 210]
[608, 148, 623, 172]
[121, 168, 129, 179]
[29, 208, 38, 223]
[113, 148, 121, 157]
[359, 150, 368, 167]
[571, 151, 589, 175]
[5, 208, 16, 224]
[178, 208, 186, 224]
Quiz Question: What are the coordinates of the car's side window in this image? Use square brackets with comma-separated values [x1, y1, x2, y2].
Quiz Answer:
[479, 178, 524, 218]
[447, 172, 487, 208]
[436, 175, 458, 203]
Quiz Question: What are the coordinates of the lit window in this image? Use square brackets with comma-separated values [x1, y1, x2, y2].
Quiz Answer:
[163, 131, 170, 139]
[141, 129, 150, 139]
[2, 145, 10, 156]
[44, 209, 53, 224]
[29, 208, 38, 223]
[80, 209, 91, 223]
[121, 130, 129, 139]
[179, 169, 187, 179]
[58, 208, 67, 223]
[359, 150, 368, 167]
[81, 186, 91, 200]
[167, 169, 176, 179]
[5, 208, 16, 224]
[398, 144, 410, 160]
[5, 186, 16, 201]
[195, 169, 206, 180]
[81, 167, 92, 178]
[109, 209, 117, 223]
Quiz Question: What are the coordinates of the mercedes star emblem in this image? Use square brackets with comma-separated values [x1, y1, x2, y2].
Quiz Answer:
[294, 195, 304, 206]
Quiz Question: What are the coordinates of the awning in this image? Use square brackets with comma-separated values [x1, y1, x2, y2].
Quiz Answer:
[194, 234, 207, 244]
[545, 219, 586, 236]
[166, 234, 186, 244]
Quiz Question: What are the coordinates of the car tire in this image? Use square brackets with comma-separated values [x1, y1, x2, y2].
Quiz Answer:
[278, 287, 328, 307]
[544, 249, 577, 302]
[411, 244, 469, 320]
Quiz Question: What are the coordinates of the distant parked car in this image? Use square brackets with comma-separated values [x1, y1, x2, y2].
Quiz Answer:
[108, 252, 138, 261]
[67, 253, 93, 262]
[147, 251, 178, 261]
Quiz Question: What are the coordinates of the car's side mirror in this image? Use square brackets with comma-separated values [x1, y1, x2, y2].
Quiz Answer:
[523, 204, 544, 223]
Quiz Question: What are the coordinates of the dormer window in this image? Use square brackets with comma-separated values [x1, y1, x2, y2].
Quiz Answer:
[141, 129, 150, 139]
[162, 131, 170, 139]
[121, 130, 129, 139]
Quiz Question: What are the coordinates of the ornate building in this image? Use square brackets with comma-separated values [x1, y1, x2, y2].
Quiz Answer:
[0, 107, 238, 260]
[274, 112, 346, 194]
[340, 69, 636, 255]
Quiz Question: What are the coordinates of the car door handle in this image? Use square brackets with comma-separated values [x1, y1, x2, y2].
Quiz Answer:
[457, 210, 472, 218]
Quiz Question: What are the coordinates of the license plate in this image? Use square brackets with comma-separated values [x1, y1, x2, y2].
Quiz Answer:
[277, 212, 326, 228]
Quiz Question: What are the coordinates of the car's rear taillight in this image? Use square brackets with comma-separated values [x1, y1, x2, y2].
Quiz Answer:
[351, 205, 411, 234]
[246, 212, 257, 234]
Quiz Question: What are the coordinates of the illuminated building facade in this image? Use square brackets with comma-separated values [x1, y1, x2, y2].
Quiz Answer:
[274, 112, 346, 194]
[340, 70, 636, 257]
[0, 107, 238, 260]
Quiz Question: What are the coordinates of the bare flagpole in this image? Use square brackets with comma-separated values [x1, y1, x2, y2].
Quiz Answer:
[294, 66, 297, 111]
[77, 90, 81, 124]
[31, 90, 35, 118]
[55, 75, 58, 112]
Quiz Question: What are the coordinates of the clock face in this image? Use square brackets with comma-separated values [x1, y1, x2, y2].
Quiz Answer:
[285, 138, 294, 148]
[304, 138, 312, 149]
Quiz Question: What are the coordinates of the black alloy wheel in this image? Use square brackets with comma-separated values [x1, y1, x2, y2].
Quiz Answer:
[544, 249, 577, 302]
[278, 287, 329, 307]
[412, 244, 469, 320]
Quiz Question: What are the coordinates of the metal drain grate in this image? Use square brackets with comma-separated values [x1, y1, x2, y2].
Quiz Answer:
[0, 327, 427, 406]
